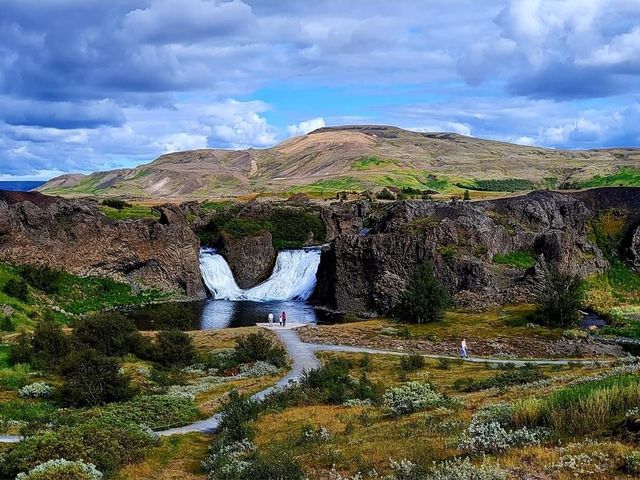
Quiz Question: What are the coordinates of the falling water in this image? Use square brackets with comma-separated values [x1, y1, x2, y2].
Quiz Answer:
[199, 248, 321, 301]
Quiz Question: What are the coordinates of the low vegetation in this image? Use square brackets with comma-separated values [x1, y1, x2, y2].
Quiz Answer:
[492, 250, 536, 269]
[457, 178, 537, 192]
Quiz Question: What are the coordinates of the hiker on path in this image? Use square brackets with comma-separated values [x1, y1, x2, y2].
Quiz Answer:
[282, 311, 287, 327]
[460, 338, 468, 358]
[268, 312, 274, 327]
[279, 312, 283, 327]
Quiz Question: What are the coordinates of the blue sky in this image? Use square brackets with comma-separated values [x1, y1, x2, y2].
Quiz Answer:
[0, 0, 639, 180]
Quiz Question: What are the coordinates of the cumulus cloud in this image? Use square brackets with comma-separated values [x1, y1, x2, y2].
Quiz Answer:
[287, 117, 326, 136]
[0, 0, 639, 176]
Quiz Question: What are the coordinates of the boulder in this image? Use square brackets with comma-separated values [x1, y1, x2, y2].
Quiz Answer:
[221, 231, 276, 288]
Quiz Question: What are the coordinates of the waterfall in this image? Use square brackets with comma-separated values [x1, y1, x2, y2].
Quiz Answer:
[199, 248, 321, 302]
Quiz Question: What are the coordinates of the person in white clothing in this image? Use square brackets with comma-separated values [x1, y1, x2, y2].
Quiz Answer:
[268, 312, 274, 327]
[460, 339, 468, 358]
[279, 313, 283, 327]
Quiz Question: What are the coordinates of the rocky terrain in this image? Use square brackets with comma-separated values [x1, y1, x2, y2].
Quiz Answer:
[38, 125, 640, 199]
[312, 187, 640, 315]
[0, 191, 206, 298]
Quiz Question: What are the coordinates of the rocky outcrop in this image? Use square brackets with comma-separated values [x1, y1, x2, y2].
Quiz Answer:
[629, 226, 640, 274]
[220, 231, 276, 288]
[314, 190, 619, 315]
[0, 192, 206, 298]
[321, 202, 366, 241]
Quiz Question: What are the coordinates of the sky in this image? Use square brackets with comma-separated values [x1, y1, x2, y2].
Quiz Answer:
[1, 0, 639, 180]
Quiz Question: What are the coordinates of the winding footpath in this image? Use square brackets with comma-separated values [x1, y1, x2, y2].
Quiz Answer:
[0, 323, 614, 444]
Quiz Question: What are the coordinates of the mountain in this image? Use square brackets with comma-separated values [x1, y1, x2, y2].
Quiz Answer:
[38, 125, 640, 199]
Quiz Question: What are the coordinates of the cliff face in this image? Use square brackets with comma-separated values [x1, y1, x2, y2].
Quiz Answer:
[0, 191, 206, 298]
[220, 231, 276, 288]
[313, 189, 640, 315]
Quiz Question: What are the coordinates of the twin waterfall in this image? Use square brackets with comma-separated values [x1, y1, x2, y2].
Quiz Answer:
[199, 248, 321, 302]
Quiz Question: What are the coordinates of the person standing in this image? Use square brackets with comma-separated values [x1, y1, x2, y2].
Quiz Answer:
[461, 339, 468, 358]
[268, 312, 274, 327]
[282, 311, 287, 327]
[279, 312, 283, 327]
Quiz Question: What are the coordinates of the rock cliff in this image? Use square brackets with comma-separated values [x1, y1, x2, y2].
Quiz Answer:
[0, 191, 206, 298]
[313, 189, 640, 315]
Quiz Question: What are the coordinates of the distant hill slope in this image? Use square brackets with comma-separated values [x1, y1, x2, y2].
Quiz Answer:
[38, 125, 640, 199]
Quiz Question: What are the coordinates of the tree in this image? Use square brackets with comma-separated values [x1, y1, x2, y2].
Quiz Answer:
[60, 348, 132, 406]
[31, 319, 70, 370]
[396, 264, 450, 324]
[154, 330, 195, 367]
[533, 267, 584, 327]
[2, 278, 29, 302]
[8, 333, 33, 365]
[73, 312, 142, 357]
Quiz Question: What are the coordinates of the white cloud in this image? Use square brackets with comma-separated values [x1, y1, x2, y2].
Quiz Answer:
[286, 117, 326, 136]
[161, 133, 208, 153]
[412, 122, 472, 136]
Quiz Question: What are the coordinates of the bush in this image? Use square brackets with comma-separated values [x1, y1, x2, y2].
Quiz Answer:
[533, 268, 584, 327]
[101, 199, 131, 210]
[217, 390, 262, 443]
[427, 457, 508, 480]
[18, 382, 54, 398]
[31, 320, 71, 370]
[3, 278, 29, 301]
[8, 333, 34, 365]
[86, 395, 199, 431]
[399, 353, 425, 373]
[383, 382, 448, 417]
[0, 314, 14, 332]
[624, 451, 640, 474]
[301, 358, 380, 405]
[16, 458, 103, 480]
[234, 332, 287, 368]
[1, 419, 156, 478]
[154, 330, 195, 367]
[395, 264, 450, 324]
[60, 349, 132, 407]
[73, 313, 144, 358]
[19, 265, 62, 294]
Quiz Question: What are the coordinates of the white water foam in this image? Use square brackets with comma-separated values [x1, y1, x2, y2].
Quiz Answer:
[199, 248, 321, 301]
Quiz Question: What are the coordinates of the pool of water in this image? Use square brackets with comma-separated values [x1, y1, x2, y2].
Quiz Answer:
[123, 299, 341, 330]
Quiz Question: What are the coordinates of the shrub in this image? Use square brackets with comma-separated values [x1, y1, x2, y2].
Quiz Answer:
[533, 268, 584, 327]
[31, 320, 70, 370]
[624, 451, 640, 474]
[459, 419, 546, 454]
[1, 420, 156, 478]
[399, 353, 425, 373]
[101, 199, 131, 210]
[301, 358, 380, 405]
[8, 334, 33, 366]
[73, 313, 143, 357]
[18, 382, 54, 398]
[3, 278, 29, 301]
[234, 332, 287, 368]
[0, 314, 14, 332]
[154, 330, 195, 368]
[19, 265, 62, 294]
[217, 390, 262, 443]
[383, 382, 447, 417]
[80, 395, 199, 431]
[202, 438, 256, 479]
[298, 424, 332, 444]
[16, 458, 103, 480]
[395, 264, 450, 324]
[427, 457, 508, 480]
[60, 349, 132, 407]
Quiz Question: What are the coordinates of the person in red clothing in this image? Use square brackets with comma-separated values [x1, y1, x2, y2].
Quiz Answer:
[281, 311, 287, 327]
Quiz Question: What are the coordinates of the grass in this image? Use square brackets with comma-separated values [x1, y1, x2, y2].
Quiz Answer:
[115, 433, 209, 480]
[493, 250, 536, 269]
[351, 156, 398, 171]
[290, 177, 365, 193]
[576, 167, 640, 188]
[457, 179, 537, 192]
[99, 205, 161, 221]
[0, 399, 58, 424]
[0, 261, 167, 329]
[0, 345, 10, 369]
[512, 373, 640, 435]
